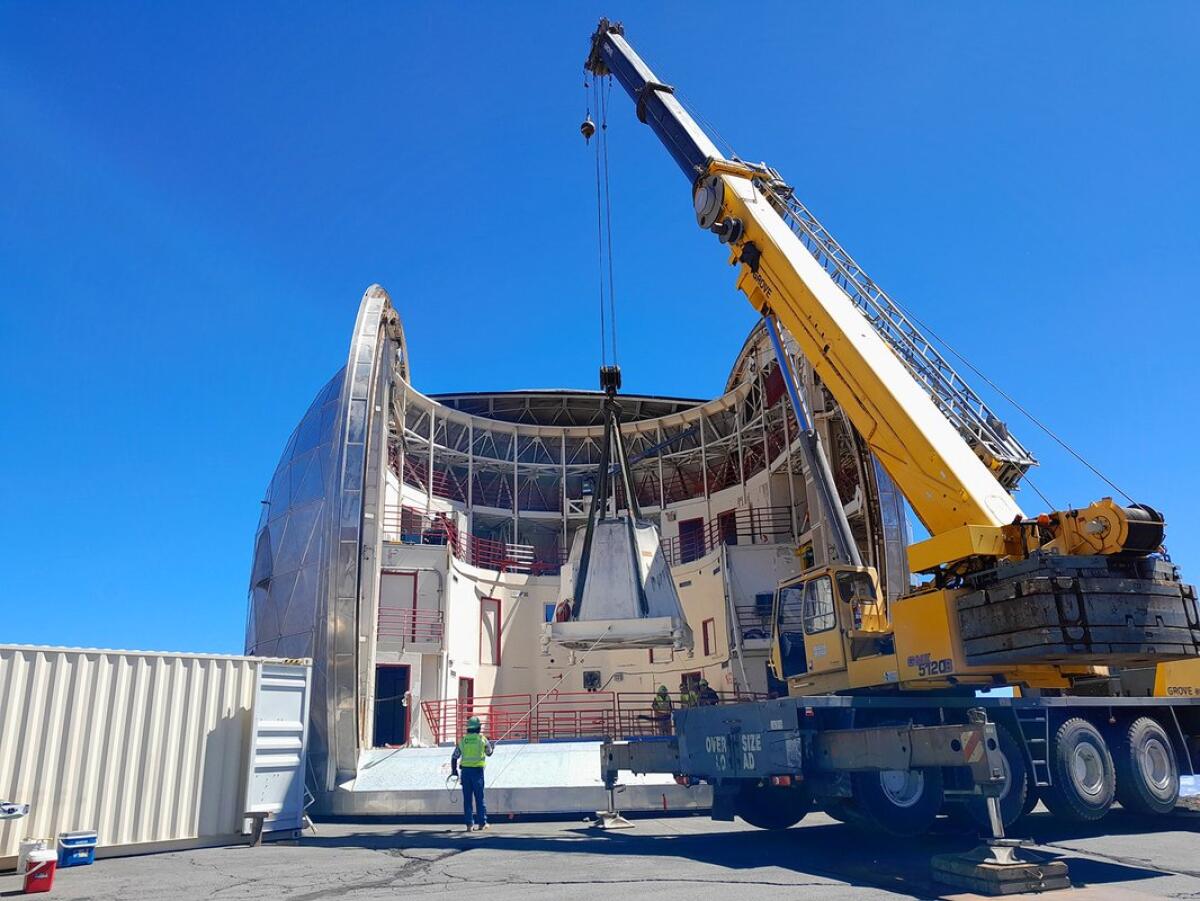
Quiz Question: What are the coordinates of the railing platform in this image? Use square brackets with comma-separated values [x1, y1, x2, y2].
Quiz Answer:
[381, 503, 797, 575]
[422, 690, 764, 745]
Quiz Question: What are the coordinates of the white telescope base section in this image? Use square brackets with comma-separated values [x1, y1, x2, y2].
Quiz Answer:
[544, 516, 693, 652]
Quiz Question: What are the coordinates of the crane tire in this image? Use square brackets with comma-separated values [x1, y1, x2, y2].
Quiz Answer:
[819, 798, 868, 827]
[850, 766, 944, 836]
[1114, 717, 1179, 816]
[965, 723, 1030, 831]
[1042, 717, 1115, 822]
[735, 784, 810, 830]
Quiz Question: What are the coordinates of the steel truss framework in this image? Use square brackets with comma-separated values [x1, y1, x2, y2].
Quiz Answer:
[386, 321, 905, 598]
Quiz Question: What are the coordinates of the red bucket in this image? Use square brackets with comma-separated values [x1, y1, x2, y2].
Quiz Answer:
[23, 849, 57, 894]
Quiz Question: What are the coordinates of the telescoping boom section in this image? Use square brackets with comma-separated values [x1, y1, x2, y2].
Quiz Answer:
[586, 22, 1023, 547]
[585, 19, 1199, 685]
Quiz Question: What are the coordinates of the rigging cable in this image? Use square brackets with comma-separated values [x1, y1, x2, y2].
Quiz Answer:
[1019, 473, 1056, 513]
[601, 75, 619, 365]
[888, 298, 1137, 506]
[677, 92, 737, 160]
[587, 77, 607, 368]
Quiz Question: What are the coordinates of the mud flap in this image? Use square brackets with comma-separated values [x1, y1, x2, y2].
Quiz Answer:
[711, 782, 738, 822]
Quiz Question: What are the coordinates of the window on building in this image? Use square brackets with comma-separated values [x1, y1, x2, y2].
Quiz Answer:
[649, 647, 673, 665]
[480, 598, 501, 665]
[544, 602, 557, 623]
[702, 618, 716, 656]
[678, 517, 706, 563]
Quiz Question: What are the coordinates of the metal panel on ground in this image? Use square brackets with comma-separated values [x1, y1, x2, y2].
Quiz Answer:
[243, 663, 312, 833]
[0, 645, 311, 869]
[322, 742, 710, 816]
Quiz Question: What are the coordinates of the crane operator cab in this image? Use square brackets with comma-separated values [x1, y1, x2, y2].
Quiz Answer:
[769, 565, 899, 695]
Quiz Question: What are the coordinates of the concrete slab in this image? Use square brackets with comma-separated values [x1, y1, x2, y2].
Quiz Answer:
[19, 809, 1200, 900]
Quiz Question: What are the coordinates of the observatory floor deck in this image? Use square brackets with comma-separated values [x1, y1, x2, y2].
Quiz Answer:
[322, 741, 710, 816]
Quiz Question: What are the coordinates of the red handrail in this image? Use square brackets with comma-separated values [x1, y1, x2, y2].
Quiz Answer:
[383, 503, 795, 573]
[420, 689, 767, 744]
[377, 609, 444, 644]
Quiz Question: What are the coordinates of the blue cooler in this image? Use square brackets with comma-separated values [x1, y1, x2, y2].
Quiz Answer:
[57, 831, 97, 867]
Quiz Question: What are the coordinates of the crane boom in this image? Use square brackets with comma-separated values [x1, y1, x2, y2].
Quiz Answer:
[586, 21, 1024, 559]
[589, 24, 1036, 496]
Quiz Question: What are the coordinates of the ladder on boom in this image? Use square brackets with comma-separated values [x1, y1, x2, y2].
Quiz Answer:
[748, 168, 1037, 489]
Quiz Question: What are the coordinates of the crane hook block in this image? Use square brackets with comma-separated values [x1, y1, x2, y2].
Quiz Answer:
[599, 364, 622, 395]
[581, 115, 596, 142]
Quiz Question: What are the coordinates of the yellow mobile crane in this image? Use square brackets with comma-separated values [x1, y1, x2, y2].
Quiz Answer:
[588, 19, 1200, 835]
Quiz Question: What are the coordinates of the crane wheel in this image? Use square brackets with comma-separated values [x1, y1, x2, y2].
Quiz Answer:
[1114, 717, 1179, 816]
[818, 798, 862, 826]
[1042, 717, 1116, 822]
[964, 723, 1030, 831]
[850, 766, 944, 836]
[734, 784, 810, 830]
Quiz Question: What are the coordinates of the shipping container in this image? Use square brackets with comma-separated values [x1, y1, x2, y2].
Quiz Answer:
[0, 645, 310, 869]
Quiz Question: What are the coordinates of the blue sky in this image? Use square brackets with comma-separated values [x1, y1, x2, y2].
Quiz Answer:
[2, 2, 1197, 654]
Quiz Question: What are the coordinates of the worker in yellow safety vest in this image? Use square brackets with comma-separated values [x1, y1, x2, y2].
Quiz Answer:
[651, 685, 673, 735]
[680, 678, 699, 709]
[450, 716, 494, 831]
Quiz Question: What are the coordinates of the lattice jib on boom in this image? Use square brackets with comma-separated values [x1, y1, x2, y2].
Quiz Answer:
[752, 172, 1036, 490]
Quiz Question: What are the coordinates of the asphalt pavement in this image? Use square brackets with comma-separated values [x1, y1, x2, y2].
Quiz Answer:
[7, 806, 1200, 900]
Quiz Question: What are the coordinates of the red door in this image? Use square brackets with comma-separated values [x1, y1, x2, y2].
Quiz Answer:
[718, 510, 738, 546]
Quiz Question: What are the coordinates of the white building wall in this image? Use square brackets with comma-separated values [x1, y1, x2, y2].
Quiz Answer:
[372, 452, 802, 745]
[725, 544, 804, 610]
[0, 645, 309, 867]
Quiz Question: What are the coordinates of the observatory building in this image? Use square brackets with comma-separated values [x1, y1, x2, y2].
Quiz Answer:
[245, 285, 909, 801]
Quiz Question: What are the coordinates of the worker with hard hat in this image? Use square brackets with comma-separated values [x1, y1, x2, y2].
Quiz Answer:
[697, 678, 720, 706]
[680, 678, 699, 709]
[651, 685, 673, 735]
[450, 716, 494, 831]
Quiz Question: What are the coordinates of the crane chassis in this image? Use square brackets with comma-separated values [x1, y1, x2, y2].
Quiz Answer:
[584, 17, 1200, 836]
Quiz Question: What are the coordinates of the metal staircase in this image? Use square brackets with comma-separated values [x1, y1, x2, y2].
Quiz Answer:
[1014, 706, 1053, 787]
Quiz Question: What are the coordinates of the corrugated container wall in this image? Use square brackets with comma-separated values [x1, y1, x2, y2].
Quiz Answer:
[0, 645, 307, 866]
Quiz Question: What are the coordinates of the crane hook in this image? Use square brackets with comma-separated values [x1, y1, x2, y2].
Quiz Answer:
[581, 115, 596, 143]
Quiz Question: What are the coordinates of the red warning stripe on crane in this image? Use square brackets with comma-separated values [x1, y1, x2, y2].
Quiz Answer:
[962, 730, 984, 764]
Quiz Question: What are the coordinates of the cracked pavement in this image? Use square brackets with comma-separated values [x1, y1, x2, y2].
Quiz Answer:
[13, 807, 1200, 900]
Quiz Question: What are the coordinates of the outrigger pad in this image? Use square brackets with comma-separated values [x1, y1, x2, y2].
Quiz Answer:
[545, 517, 693, 651]
[932, 841, 1070, 895]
